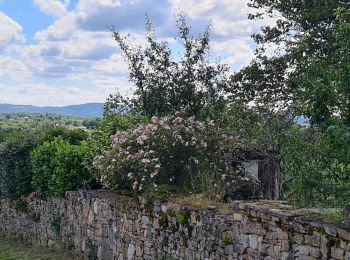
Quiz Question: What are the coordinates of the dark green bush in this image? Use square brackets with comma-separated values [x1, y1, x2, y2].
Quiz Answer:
[40, 126, 88, 145]
[282, 124, 350, 207]
[31, 137, 90, 196]
[0, 131, 38, 198]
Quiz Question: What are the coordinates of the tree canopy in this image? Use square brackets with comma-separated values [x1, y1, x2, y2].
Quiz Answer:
[231, 0, 349, 126]
[111, 14, 229, 119]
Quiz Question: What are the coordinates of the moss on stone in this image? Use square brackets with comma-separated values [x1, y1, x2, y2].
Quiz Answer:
[222, 232, 233, 245]
[29, 212, 40, 222]
[159, 212, 168, 228]
[12, 198, 28, 213]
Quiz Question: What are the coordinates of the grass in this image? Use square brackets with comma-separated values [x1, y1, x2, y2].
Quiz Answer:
[170, 194, 232, 213]
[319, 208, 344, 224]
[0, 239, 76, 260]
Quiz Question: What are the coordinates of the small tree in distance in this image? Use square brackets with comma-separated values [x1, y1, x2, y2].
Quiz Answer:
[110, 13, 229, 119]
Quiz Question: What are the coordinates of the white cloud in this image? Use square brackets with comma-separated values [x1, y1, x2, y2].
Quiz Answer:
[0, 12, 25, 51]
[212, 39, 254, 69]
[0, 55, 31, 80]
[170, 0, 276, 39]
[34, 12, 77, 41]
[1, 0, 275, 105]
[0, 82, 110, 106]
[33, 0, 70, 18]
[75, 0, 170, 32]
[168, 0, 278, 70]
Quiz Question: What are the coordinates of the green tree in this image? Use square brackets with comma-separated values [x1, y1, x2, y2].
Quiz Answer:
[231, 0, 348, 122]
[110, 14, 229, 119]
[295, 8, 350, 127]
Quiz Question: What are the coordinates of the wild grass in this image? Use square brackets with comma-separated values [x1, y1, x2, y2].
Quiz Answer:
[0, 239, 76, 260]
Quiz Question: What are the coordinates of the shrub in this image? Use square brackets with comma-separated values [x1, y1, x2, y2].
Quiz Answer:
[94, 115, 240, 194]
[31, 138, 90, 196]
[282, 124, 350, 207]
[40, 126, 88, 145]
[0, 131, 38, 198]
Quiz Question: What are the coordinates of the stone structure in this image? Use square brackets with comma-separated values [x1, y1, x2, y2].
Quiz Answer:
[1, 190, 350, 259]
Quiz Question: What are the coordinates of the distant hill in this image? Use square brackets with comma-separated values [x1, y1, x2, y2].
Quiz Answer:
[0, 103, 104, 117]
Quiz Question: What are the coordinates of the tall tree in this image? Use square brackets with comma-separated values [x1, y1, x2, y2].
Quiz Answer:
[110, 14, 229, 119]
[230, 0, 349, 125]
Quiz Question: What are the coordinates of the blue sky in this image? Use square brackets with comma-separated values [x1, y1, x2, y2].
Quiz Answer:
[0, 0, 272, 106]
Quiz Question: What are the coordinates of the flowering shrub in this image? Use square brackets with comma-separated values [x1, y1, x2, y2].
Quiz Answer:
[94, 115, 239, 194]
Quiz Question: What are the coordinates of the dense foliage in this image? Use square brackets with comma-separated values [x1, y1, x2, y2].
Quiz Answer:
[282, 125, 350, 207]
[227, 1, 350, 207]
[0, 121, 95, 198]
[231, 1, 349, 125]
[31, 138, 90, 196]
[0, 113, 100, 132]
[0, 131, 38, 198]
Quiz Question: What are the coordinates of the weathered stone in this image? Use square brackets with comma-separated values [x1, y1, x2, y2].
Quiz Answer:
[276, 228, 288, 240]
[305, 234, 321, 247]
[127, 244, 135, 259]
[281, 240, 291, 251]
[233, 213, 244, 221]
[344, 204, 350, 227]
[338, 228, 350, 241]
[248, 234, 259, 250]
[281, 251, 294, 260]
[331, 247, 345, 260]
[294, 233, 305, 244]
[2, 192, 350, 260]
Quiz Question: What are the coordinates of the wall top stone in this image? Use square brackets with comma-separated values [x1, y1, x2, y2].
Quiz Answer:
[1, 190, 350, 260]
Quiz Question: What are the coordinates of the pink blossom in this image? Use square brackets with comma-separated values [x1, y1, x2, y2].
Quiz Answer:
[132, 181, 138, 190]
[151, 116, 159, 124]
[173, 117, 183, 124]
[208, 120, 215, 126]
[145, 124, 157, 134]
[112, 131, 129, 146]
[159, 118, 170, 129]
[142, 158, 151, 164]
[137, 134, 148, 144]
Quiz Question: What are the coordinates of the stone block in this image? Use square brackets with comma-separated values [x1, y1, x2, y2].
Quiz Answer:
[331, 247, 345, 260]
[305, 234, 321, 247]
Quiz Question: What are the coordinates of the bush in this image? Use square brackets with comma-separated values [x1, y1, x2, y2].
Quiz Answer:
[0, 131, 38, 198]
[282, 124, 350, 207]
[94, 114, 240, 194]
[31, 138, 91, 196]
[40, 126, 88, 145]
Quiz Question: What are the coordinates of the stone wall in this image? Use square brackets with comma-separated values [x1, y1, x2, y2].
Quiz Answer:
[1, 191, 350, 259]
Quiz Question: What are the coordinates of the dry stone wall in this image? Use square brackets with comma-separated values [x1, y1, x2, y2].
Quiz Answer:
[1, 191, 350, 259]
